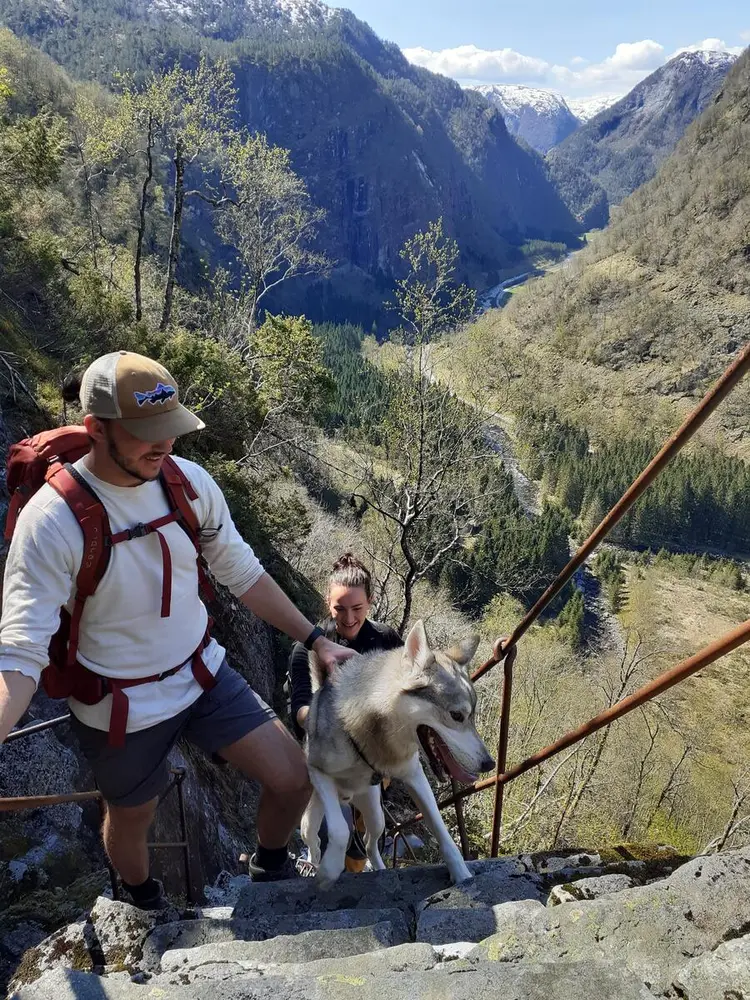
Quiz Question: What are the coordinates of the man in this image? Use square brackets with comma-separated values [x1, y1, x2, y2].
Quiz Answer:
[0, 350, 353, 907]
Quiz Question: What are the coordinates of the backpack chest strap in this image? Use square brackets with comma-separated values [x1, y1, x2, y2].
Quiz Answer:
[111, 512, 181, 618]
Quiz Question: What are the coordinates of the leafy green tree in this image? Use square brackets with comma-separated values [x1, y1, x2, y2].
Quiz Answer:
[74, 81, 160, 318]
[214, 132, 329, 338]
[156, 57, 237, 330]
[243, 313, 334, 457]
[344, 224, 486, 631]
[393, 216, 476, 344]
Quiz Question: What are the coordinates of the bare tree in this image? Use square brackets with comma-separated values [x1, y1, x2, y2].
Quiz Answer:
[703, 768, 750, 853]
[346, 220, 488, 633]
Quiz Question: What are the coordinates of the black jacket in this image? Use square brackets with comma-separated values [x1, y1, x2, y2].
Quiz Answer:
[288, 618, 402, 740]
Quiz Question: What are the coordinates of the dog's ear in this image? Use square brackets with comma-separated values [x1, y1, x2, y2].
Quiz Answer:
[404, 620, 431, 670]
[446, 634, 480, 668]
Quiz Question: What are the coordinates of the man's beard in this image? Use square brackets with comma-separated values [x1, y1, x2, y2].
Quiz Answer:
[105, 428, 160, 484]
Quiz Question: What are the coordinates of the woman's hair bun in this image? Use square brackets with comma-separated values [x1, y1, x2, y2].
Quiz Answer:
[332, 552, 361, 572]
[329, 553, 373, 601]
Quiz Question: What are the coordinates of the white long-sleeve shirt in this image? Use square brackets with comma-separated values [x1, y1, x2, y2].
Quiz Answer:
[0, 456, 265, 732]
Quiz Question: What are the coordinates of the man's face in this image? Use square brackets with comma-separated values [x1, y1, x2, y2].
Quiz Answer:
[101, 420, 175, 483]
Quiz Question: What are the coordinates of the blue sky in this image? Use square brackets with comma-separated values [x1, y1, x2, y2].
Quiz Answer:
[331, 1, 749, 97]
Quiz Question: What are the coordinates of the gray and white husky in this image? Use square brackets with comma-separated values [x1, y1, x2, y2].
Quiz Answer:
[301, 620, 495, 888]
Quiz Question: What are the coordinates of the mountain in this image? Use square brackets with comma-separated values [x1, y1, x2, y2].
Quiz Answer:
[547, 48, 738, 229]
[566, 93, 622, 123]
[472, 48, 750, 454]
[471, 83, 579, 154]
[0, 0, 580, 321]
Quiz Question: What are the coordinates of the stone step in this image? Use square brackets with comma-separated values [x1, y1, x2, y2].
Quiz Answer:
[9, 959, 659, 999]
[159, 921, 411, 977]
[232, 857, 541, 922]
[140, 908, 411, 972]
[157, 941, 437, 985]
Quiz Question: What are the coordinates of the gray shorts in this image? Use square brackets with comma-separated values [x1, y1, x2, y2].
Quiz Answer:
[69, 660, 276, 807]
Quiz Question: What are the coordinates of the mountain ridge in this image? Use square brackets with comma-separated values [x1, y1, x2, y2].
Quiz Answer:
[547, 47, 738, 227]
[471, 83, 580, 154]
[0, 0, 581, 321]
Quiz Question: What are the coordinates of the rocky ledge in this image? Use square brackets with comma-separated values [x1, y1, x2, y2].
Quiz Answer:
[7, 846, 750, 999]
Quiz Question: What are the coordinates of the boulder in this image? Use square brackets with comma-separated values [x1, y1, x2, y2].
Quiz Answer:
[468, 847, 750, 995]
[141, 908, 411, 972]
[89, 896, 180, 970]
[8, 960, 659, 999]
[157, 941, 437, 985]
[7, 920, 95, 994]
[670, 933, 750, 999]
[547, 873, 635, 905]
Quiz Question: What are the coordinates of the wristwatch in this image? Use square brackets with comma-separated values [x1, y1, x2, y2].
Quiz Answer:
[304, 626, 325, 651]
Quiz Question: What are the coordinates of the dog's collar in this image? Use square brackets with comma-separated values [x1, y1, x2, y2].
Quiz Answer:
[348, 734, 382, 785]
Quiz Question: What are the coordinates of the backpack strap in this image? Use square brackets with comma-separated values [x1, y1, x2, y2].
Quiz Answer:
[47, 464, 112, 668]
[159, 457, 216, 605]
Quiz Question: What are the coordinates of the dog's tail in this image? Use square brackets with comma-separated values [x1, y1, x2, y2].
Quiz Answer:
[309, 650, 326, 693]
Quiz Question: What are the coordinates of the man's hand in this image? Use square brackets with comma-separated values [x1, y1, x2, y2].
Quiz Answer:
[313, 636, 355, 675]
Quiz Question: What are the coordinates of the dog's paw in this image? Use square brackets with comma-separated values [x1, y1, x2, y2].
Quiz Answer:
[314, 872, 337, 892]
[315, 864, 342, 892]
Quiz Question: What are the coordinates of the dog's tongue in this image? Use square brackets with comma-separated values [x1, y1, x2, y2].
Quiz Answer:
[434, 733, 477, 785]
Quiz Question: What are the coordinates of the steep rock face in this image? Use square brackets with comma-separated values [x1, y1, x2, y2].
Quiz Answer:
[547, 49, 737, 225]
[472, 84, 580, 154]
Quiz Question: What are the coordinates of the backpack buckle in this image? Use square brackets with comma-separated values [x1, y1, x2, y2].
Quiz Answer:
[128, 522, 150, 539]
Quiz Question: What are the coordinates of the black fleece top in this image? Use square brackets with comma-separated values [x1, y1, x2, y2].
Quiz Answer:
[288, 618, 403, 740]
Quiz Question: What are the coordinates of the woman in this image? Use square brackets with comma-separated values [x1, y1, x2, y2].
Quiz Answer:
[289, 553, 401, 872]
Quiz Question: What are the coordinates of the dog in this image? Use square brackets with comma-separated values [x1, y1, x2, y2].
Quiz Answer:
[301, 619, 495, 888]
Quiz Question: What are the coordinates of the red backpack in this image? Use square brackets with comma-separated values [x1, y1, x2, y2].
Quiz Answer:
[4, 426, 216, 746]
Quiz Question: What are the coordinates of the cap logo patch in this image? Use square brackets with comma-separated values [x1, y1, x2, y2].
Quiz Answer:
[134, 382, 177, 407]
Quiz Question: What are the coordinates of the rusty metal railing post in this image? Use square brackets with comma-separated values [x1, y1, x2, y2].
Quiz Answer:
[174, 769, 195, 904]
[490, 640, 516, 856]
[451, 779, 470, 859]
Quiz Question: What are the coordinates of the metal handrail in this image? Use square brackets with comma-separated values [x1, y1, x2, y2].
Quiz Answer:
[390, 339, 750, 861]
[5, 713, 71, 742]
[3, 717, 197, 901]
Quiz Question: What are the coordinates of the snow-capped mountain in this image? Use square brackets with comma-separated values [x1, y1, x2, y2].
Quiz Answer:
[150, 0, 340, 31]
[566, 94, 623, 123]
[547, 47, 738, 227]
[472, 84, 579, 154]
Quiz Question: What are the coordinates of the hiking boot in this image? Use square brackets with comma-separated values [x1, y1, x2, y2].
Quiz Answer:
[247, 852, 300, 883]
[120, 877, 168, 911]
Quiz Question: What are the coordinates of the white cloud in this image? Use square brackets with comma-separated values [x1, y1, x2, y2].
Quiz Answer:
[403, 36, 739, 99]
[402, 44, 549, 83]
[741, 30, 750, 43]
[607, 39, 665, 70]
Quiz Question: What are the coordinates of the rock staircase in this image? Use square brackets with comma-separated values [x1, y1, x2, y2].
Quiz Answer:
[9, 847, 750, 999]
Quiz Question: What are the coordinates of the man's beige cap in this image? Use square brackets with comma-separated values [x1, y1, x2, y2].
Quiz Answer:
[80, 351, 205, 442]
